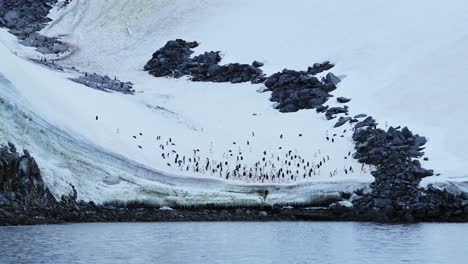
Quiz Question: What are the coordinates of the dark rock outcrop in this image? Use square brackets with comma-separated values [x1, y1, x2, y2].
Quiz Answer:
[0, 0, 68, 54]
[70, 73, 135, 94]
[0, 143, 57, 209]
[144, 39, 266, 84]
[349, 124, 446, 222]
[264, 67, 339, 113]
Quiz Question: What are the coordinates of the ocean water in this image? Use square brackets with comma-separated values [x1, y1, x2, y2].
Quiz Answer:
[0, 222, 466, 264]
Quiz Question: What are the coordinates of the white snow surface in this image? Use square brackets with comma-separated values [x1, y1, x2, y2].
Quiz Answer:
[1, 0, 468, 204]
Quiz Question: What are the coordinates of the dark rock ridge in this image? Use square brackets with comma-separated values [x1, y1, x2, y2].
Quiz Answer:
[144, 39, 266, 84]
[341, 121, 468, 222]
[0, 0, 68, 54]
[70, 73, 135, 94]
[265, 68, 341, 113]
[0, 142, 57, 209]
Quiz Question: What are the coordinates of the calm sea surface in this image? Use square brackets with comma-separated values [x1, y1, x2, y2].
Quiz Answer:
[0, 222, 466, 264]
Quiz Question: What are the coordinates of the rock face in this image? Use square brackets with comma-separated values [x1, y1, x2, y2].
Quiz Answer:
[0, 0, 69, 54]
[0, 143, 56, 208]
[144, 39, 266, 84]
[70, 73, 135, 94]
[264, 63, 340, 113]
[349, 123, 457, 222]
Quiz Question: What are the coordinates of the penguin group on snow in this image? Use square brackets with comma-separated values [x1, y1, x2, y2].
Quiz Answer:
[105, 124, 371, 184]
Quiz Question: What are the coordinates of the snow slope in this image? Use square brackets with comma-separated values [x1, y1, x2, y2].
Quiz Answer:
[1, 0, 468, 204]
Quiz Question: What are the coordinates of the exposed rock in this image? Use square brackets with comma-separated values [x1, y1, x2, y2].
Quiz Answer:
[70, 73, 135, 95]
[350, 124, 446, 222]
[337, 97, 351, 103]
[354, 114, 367, 119]
[0, 0, 69, 54]
[144, 39, 266, 84]
[252, 61, 264, 68]
[334, 116, 352, 128]
[0, 142, 57, 209]
[325, 106, 348, 120]
[354, 116, 377, 129]
[324, 72, 341, 86]
[307, 61, 334, 75]
[265, 68, 337, 113]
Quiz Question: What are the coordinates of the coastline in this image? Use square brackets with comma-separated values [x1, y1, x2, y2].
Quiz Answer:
[2, 205, 468, 226]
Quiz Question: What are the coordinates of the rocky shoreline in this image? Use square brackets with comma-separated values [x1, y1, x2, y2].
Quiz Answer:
[2, 202, 468, 227]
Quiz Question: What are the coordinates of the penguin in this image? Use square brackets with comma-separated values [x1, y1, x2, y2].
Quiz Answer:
[96, 116, 99, 121]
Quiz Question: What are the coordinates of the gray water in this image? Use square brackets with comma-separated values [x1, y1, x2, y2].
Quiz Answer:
[0, 222, 466, 264]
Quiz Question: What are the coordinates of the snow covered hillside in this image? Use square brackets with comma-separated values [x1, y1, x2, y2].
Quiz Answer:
[1, 0, 467, 205]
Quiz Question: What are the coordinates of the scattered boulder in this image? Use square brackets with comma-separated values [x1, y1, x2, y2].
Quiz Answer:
[334, 116, 352, 128]
[252, 61, 264, 68]
[307, 61, 334, 75]
[354, 114, 367, 119]
[325, 106, 348, 120]
[324, 72, 341, 86]
[337, 97, 351, 103]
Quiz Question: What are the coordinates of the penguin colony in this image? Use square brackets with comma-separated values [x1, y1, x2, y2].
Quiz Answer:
[96, 114, 372, 184]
